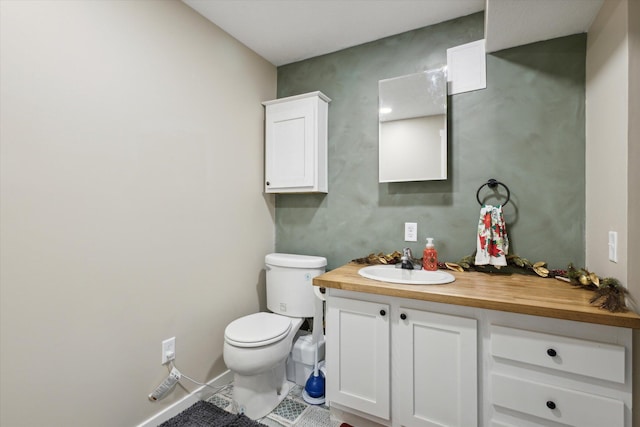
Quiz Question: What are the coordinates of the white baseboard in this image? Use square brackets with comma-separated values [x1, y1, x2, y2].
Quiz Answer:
[136, 369, 233, 427]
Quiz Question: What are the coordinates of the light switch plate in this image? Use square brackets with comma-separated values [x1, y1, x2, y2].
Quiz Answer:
[608, 231, 618, 263]
[404, 222, 417, 242]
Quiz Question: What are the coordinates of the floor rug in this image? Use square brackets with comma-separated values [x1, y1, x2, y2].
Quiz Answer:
[158, 401, 262, 427]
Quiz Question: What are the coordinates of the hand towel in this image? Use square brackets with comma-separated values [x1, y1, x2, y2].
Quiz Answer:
[475, 204, 509, 266]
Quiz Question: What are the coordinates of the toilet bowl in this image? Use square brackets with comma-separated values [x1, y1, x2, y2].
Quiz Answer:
[222, 253, 327, 420]
[223, 312, 303, 419]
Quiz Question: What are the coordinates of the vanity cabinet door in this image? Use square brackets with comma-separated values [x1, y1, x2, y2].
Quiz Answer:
[326, 296, 390, 420]
[263, 92, 329, 193]
[396, 307, 478, 427]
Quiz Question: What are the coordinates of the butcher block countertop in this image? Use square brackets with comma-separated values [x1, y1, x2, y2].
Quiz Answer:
[313, 263, 640, 329]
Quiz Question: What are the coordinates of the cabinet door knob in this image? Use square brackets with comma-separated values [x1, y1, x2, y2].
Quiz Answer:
[547, 348, 557, 357]
[400, 313, 407, 320]
[380, 309, 386, 316]
[266, 181, 271, 186]
[546, 401, 556, 410]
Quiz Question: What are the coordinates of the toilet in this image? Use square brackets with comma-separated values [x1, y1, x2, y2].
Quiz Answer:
[223, 253, 327, 419]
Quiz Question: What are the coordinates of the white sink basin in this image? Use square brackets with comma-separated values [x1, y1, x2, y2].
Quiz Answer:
[358, 265, 455, 285]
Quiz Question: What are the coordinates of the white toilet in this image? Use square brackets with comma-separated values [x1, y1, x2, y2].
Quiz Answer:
[223, 253, 327, 419]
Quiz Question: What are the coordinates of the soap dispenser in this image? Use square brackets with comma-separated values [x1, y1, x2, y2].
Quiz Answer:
[422, 237, 438, 271]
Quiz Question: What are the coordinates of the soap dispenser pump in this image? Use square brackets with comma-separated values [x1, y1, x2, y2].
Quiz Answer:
[422, 237, 438, 271]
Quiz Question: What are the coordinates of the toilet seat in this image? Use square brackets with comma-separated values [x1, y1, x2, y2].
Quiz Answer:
[225, 312, 292, 348]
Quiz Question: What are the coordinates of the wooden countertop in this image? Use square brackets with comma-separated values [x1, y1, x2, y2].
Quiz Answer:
[313, 263, 640, 329]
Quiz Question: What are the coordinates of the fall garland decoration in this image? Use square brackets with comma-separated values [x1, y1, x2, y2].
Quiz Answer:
[443, 254, 567, 278]
[565, 264, 630, 312]
[352, 251, 402, 265]
[444, 255, 630, 313]
[351, 251, 630, 313]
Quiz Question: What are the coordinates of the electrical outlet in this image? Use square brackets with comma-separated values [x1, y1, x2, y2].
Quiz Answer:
[404, 222, 417, 242]
[162, 337, 176, 364]
[608, 231, 618, 263]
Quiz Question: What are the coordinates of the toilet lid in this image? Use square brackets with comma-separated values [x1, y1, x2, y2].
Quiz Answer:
[224, 312, 292, 348]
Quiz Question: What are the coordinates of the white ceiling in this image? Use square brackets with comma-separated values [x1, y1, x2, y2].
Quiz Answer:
[485, 0, 604, 53]
[182, 0, 603, 67]
[182, 0, 484, 66]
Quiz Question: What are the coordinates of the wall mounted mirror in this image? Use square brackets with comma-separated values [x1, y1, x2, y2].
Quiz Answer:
[378, 67, 447, 182]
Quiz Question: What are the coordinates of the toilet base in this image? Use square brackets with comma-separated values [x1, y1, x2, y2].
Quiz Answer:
[232, 359, 291, 420]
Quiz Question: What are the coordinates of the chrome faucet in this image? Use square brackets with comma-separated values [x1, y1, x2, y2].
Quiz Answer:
[401, 247, 414, 270]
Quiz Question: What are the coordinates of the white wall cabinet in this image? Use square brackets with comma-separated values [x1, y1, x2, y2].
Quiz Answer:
[262, 91, 330, 193]
[324, 289, 633, 427]
[326, 291, 477, 427]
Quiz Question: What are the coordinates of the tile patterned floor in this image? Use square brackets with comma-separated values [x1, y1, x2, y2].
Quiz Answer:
[206, 383, 340, 427]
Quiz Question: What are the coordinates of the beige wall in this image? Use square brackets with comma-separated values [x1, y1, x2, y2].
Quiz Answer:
[627, 0, 640, 423]
[586, 0, 639, 424]
[0, 1, 276, 426]
[586, 0, 629, 282]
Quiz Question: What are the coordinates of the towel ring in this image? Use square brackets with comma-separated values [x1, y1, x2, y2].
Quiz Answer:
[476, 179, 510, 206]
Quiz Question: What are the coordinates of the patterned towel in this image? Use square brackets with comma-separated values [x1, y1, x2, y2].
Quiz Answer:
[475, 204, 509, 266]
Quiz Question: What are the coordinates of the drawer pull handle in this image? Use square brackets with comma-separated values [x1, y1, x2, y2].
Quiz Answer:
[400, 313, 407, 320]
[546, 401, 556, 410]
[380, 309, 386, 316]
[547, 348, 557, 357]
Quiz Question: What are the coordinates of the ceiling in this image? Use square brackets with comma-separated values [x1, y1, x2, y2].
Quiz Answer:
[484, 0, 604, 52]
[182, 0, 604, 67]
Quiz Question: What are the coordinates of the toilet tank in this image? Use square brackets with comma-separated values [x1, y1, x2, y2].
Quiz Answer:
[265, 253, 327, 318]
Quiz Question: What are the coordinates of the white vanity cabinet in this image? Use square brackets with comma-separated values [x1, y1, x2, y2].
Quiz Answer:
[324, 289, 633, 427]
[262, 91, 330, 193]
[316, 264, 637, 427]
[325, 290, 478, 427]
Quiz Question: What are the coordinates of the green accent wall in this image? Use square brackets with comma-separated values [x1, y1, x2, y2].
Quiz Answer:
[275, 13, 586, 270]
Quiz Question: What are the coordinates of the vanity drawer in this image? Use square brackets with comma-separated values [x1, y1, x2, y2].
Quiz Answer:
[491, 325, 625, 383]
[491, 374, 624, 427]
